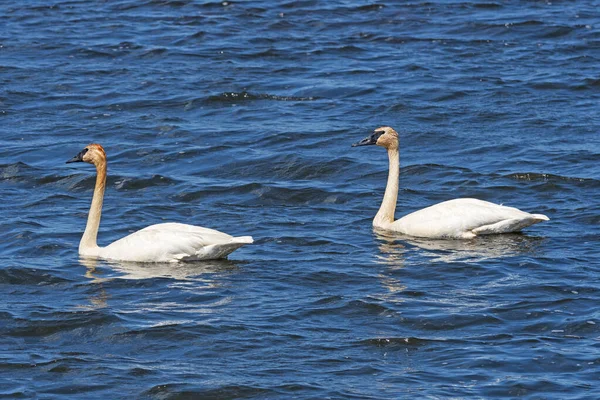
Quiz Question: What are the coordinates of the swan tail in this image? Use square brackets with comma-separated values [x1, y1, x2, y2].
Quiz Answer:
[472, 214, 548, 236]
[180, 236, 254, 261]
[232, 235, 254, 244]
[531, 213, 549, 222]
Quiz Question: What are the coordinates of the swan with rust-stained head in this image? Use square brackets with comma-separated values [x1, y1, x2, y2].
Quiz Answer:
[352, 127, 549, 239]
[66, 144, 253, 262]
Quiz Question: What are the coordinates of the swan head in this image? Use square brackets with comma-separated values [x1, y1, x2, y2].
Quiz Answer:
[66, 144, 106, 165]
[352, 126, 398, 150]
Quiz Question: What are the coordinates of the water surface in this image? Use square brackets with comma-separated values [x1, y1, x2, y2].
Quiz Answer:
[1, 0, 599, 398]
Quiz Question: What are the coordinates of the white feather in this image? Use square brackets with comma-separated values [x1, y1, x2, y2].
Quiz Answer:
[391, 198, 549, 239]
[97, 223, 253, 262]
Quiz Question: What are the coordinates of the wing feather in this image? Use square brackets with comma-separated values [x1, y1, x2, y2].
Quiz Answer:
[392, 198, 546, 238]
[99, 223, 249, 262]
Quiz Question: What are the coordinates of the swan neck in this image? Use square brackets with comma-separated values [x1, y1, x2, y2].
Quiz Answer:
[374, 147, 399, 227]
[80, 160, 106, 253]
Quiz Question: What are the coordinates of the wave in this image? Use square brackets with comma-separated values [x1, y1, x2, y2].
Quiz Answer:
[357, 336, 446, 348]
[5, 309, 119, 338]
[205, 91, 317, 103]
[145, 383, 279, 399]
[506, 172, 596, 184]
[0, 267, 72, 286]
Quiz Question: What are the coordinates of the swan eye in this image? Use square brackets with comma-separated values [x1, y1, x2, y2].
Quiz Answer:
[374, 130, 385, 139]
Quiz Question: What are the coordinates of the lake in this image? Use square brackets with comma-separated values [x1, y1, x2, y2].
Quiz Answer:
[1, 0, 599, 398]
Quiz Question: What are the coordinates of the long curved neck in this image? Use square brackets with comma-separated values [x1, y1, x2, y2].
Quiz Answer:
[373, 147, 399, 228]
[80, 160, 106, 253]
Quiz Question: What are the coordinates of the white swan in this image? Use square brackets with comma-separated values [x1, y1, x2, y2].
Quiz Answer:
[67, 144, 253, 262]
[352, 127, 549, 239]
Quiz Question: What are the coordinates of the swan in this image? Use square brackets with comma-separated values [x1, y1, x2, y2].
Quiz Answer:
[352, 127, 549, 239]
[66, 144, 253, 262]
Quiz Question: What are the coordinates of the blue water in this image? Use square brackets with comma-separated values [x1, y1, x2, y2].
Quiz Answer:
[1, 1, 599, 398]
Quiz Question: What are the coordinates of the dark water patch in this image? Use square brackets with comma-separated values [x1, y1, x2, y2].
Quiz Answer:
[300, 270, 373, 290]
[244, 185, 350, 206]
[113, 324, 225, 341]
[541, 25, 576, 39]
[129, 366, 155, 376]
[211, 154, 357, 181]
[36, 174, 90, 187]
[0, 162, 35, 183]
[63, 172, 180, 193]
[408, 312, 504, 332]
[7, 310, 119, 338]
[171, 182, 352, 207]
[354, 4, 385, 12]
[114, 174, 179, 190]
[358, 336, 441, 348]
[402, 163, 473, 177]
[42, 383, 112, 396]
[205, 91, 317, 103]
[300, 298, 395, 318]
[171, 30, 206, 46]
[481, 378, 590, 399]
[145, 383, 275, 400]
[140, 48, 168, 58]
[77, 47, 116, 59]
[506, 172, 599, 190]
[582, 77, 600, 87]
[170, 182, 260, 202]
[0, 268, 72, 286]
[472, 2, 502, 9]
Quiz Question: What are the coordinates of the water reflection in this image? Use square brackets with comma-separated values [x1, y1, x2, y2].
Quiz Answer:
[78, 257, 241, 312]
[374, 228, 547, 263]
[79, 256, 240, 281]
[371, 230, 408, 296]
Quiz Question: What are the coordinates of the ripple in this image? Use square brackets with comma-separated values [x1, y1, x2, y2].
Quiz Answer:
[357, 336, 441, 348]
[114, 174, 179, 190]
[1, 0, 599, 398]
[205, 91, 317, 103]
[0, 268, 71, 285]
[506, 172, 595, 183]
[7, 310, 120, 338]
[0, 162, 34, 182]
[145, 383, 276, 399]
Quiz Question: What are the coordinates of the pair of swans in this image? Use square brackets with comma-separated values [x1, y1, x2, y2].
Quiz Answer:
[67, 127, 547, 262]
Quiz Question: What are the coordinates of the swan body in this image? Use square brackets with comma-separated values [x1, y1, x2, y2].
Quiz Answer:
[387, 198, 548, 239]
[67, 144, 253, 262]
[84, 223, 253, 262]
[353, 127, 548, 239]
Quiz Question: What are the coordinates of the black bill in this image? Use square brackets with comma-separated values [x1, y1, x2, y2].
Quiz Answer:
[351, 130, 384, 147]
[66, 148, 88, 163]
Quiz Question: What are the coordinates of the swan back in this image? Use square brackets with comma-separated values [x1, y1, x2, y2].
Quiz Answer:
[100, 223, 253, 262]
[392, 198, 548, 239]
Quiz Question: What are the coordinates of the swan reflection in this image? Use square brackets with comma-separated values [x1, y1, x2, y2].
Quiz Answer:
[78, 256, 241, 313]
[374, 228, 546, 263]
[80, 256, 240, 281]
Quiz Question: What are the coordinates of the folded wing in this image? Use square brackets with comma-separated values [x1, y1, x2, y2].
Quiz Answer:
[393, 198, 548, 239]
[100, 223, 253, 262]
